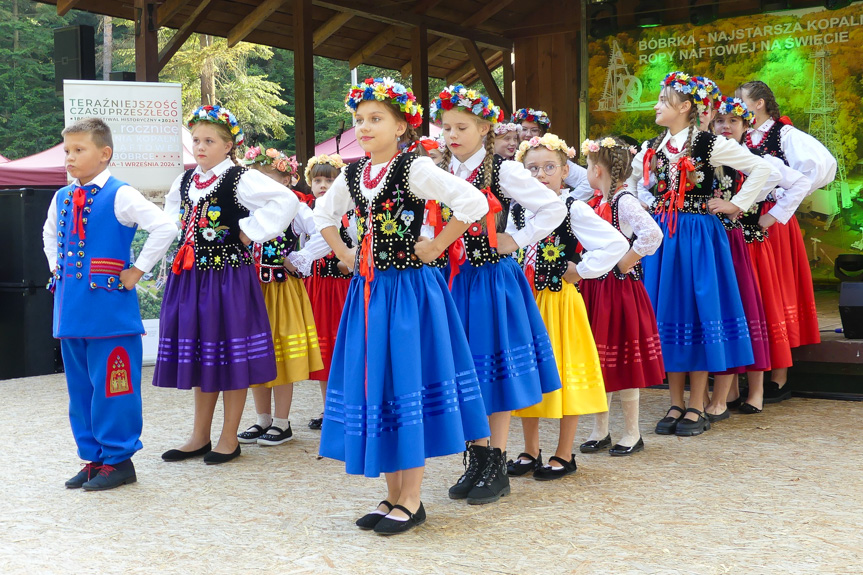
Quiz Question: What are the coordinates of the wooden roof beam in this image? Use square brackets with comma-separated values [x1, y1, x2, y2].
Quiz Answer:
[313, 11, 354, 48]
[156, 0, 190, 26]
[446, 49, 500, 85]
[227, 0, 289, 47]
[401, 0, 516, 77]
[454, 42, 509, 116]
[315, 0, 513, 52]
[347, 0, 443, 69]
[158, 0, 214, 72]
[56, 0, 81, 16]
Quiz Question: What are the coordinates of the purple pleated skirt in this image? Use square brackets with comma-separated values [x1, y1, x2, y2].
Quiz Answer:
[716, 228, 770, 374]
[153, 263, 277, 392]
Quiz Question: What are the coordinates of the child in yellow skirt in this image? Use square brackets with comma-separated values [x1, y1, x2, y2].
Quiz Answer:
[237, 147, 323, 446]
[507, 134, 628, 480]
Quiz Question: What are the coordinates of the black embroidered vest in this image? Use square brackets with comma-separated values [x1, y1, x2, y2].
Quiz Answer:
[512, 196, 580, 292]
[649, 131, 718, 216]
[713, 167, 743, 232]
[313, 211, 355, 278]
[179, 166, 253, 271]
[255, 222, 304, 283]
[601, 191, 644, 281]
[462, 154, 510, 267]
[346, 153, 424, 270]
[751, 120, 788, 165]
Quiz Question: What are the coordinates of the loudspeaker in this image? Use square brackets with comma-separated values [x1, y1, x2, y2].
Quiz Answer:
[0, 286, 63, 380]
[54, 25, 96, 94]
[109, 71, 136, 82]
[0, 188, 58, 285]
[839, 283, 863, 340]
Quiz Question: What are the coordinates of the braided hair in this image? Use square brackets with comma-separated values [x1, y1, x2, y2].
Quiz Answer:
[737, 81, 781, 120]
[587, 136, 634, 199]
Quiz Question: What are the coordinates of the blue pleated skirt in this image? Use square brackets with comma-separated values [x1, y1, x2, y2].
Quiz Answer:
[642, 213, 754, 373]
[449, 257, 562, 414]
[319, 265, 490, 477]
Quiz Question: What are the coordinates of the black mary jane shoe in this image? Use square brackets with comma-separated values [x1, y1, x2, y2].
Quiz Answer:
[374, 503, 426, 536]
[706, 408, 731, 423]
[726, 397, 743, 410]
[654, 406, 685, 435]
[506, 450, 542, 477]
[203, 445, 241, 465]
[763, 381, 792, 404]
[532, 455, 577, 481]
[609, 437, 644, 457]
[579, 434, 612, 453]
[356, 500, 394, 530]
[161, 442, 212, 462]
[238, 424, 267, 444]
[308, 414, 324, 430]
[674, 408, 711, 437]
[738, 402, 763, 414]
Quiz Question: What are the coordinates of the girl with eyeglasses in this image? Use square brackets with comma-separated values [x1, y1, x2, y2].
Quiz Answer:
[507, 134, 628, 479]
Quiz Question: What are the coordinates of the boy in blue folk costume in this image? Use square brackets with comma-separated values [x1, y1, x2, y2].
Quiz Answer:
[43, 118, 176, 491]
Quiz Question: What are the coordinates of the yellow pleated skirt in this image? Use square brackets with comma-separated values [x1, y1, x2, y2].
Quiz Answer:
[254, 277, 324, 388]
[513, 281, 608, 418]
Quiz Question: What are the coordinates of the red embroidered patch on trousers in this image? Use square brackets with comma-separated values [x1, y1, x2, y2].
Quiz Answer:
[105, 347, 133, 397]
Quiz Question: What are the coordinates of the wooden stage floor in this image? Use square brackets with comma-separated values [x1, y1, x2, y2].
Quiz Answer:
[1, 367, 862, 574]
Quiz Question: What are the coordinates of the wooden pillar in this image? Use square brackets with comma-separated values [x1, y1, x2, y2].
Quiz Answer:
[134, 0, 158, 82]
[294, 0, 315, 168]
[411, 25, 429, 136]
[502, 50, 514, 116]
[578, 0, 589, 144]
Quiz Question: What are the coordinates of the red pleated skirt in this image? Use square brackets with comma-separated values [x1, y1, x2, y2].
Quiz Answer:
[304, 271, 350, 381]
[747, 238, 793, 370]
[579, 274, 665, 393]
[761, 205, 820, 348]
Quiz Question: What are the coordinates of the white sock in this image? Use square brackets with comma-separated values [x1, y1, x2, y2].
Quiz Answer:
[587, 393, 613, 441]
[271, 417, 290, 432]
[618, 389, 641, 448]
[256, 413, 273, 429]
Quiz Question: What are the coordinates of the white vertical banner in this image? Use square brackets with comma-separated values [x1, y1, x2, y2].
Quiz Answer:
[63, 80, 183, 193]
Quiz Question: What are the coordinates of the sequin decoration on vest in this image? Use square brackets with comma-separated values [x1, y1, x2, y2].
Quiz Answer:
[255, 221, 305, 282]
[314, 211, 355, 278]
[713, 167, 743, 232]
[720, 162, 769, 245]
[462, 154, 510, 267]
[512, 196, 581, 291]
[604, 191, 645, 281]
[746, 119, 789, 165]
[648, 131, 718, 236]
[174, 166, 253, 273]
[346, 152, 425, 271]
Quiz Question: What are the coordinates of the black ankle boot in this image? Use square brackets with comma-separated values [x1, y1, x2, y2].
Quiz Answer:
[448, 443, 490, 500]
[466, 447, 510, 505]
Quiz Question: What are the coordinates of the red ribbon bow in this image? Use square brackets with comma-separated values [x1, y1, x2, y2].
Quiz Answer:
[293, 190, 315, 207]
[71, 187, 88, 239]
[587, 189, 612, 223]
[642, 149, 656, 188]
[425, 200, 444, 236]
[656, 156, 695, 237]
[482, 187, 502, 248]
[171, 204, 199, 275]
[447, 238, 466, 289]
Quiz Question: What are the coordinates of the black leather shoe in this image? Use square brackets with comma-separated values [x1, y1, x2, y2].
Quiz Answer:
[162, 442, 212, 462]
[609, 437, 644, 456]
[203, 445, 241, 465]
[706, 408, 730, 423]
[82, 459, 136, 491]
[65, 462, 102, 489]
[675, 408, 711, 437]
[238, 424, 267, 444]
[726, 397, 743, 410]
[449, 443, 490, 500]
[506, 450, 542, 476]
[374, 503, 426, 535]
[738, 402, 763, 414]
[533, 455, 577, 481]
[308, 414, 324, 430]
[356, 500, 393, 530]
[763, 381, 792, 404]
[257, 423, 293, 446]
[655, 406, 685, 435]
[466, 448, 510, 504]
[579, 434, 612, 453]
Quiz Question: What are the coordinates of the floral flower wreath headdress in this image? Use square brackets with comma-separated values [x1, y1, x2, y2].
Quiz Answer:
[580, 137, 637, 158]
[242, 146, 298, 177]
[493, 122, 522, 136]
[716, 96, 755, 124]
[345, 77, 423, 129]
[429, 85, 505, 124]
[661, 71, 710, 113]
[513, 108, 551, 128]
[515, 133, 576, 163]
[695, 76, 723, 111]
[188, 105, 244, 146]
[304, 153, 346, 186]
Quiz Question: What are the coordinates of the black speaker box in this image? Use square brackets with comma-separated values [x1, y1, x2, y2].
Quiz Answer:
[54, 25, 96, 94]
[109, 71, 136, 82]
[0, 188, 63, 379]
[839, 282, 863, 340]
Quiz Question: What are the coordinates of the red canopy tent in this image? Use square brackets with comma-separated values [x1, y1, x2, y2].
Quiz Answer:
[310, 125, 442, 163]
[0, 153, 8, 163]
